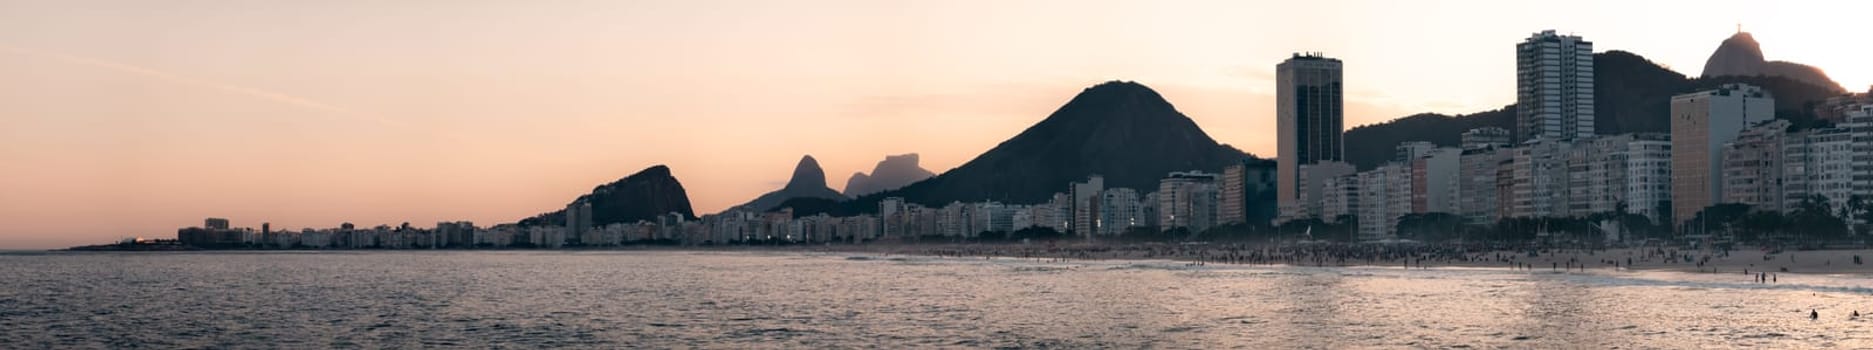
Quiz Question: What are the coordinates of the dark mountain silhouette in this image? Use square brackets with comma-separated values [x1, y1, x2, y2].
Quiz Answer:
[1341, 108, 1516, 170]
[828, 81, 1248, 212]
[843, 153, 937, 197]
[730, 155, 848, 212]
[1591, 50, 1692, 136]
[1341, 50, 1843, 170]
[517, 165, 695, 227]
[1701, 32, 1844, 93]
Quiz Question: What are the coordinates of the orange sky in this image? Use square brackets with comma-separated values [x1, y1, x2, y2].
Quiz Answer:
[2, 0, 1868, 249]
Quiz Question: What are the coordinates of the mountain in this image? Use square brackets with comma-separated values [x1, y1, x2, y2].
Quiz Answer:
[822, 81, 1248, 212]
[1701, 32, 1845, 93]
[1341, 108, 1515, 172]
[517, 165, 695, 227]
[731, 155, 848, 212]
[1341, 50, 1844, 170]
[842, 153, 937, 197]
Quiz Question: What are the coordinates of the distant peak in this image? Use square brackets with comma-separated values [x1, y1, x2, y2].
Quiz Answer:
[1703, 31, 1767, 78]
[844, 153, 936, 197]
[786, 155, 828, 190]
[629, 165, 673, 179]
[1063, 80, 1169, 108]
[1083, 80, 1152, 93]
[881, 153, 920, 166]
[593, 164, 679, 192]
[1722, 31, 1760, 49]
[1701, 30, 1842, 92]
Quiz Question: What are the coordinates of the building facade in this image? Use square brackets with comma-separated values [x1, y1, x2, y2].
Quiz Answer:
[1410, 147, 1462, 214]
[1219, 158, 1279, 226]
[1516, 30, 1595, 141]
[1723, 119, 1792, 212]
[1321, 174, 1360, 224]
[1158, 171, 1220, 232]
[1276, 53, 1345, 225]
[1355, 164, 1411, 241]
[1671, 83, 1773, 227]
[1459, 146, 1513, 224]
[1462, 127, 1512, 150]
[1281, 161, 1355, 222]
[1098, 188, 1143, 236]
[1069, 176, 1104, 236]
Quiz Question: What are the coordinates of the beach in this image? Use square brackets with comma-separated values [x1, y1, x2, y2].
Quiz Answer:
[832, 242, 1873, 277]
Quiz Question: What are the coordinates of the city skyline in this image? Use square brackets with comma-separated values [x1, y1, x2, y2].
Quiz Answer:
[6, 0, 1873, 249]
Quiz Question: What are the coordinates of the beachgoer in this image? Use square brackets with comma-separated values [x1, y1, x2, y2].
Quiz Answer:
[1811, 309, 1819, 320]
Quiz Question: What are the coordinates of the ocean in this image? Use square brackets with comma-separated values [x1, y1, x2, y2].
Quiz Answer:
[2, 250, 1870, 348]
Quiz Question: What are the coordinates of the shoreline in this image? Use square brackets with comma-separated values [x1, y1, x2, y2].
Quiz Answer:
[43, 242, 1873, 276]
[814, 243, 1873, 276]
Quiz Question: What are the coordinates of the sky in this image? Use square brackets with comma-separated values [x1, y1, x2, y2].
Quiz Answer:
[2, 0, 1868, 249]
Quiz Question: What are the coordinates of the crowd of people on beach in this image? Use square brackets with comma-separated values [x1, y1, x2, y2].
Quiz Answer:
[912, 242, 1610, 270]
[898, 241, 1853, 283]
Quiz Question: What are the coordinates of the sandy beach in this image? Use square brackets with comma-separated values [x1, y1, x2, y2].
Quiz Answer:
[822, 242, 1873, 277]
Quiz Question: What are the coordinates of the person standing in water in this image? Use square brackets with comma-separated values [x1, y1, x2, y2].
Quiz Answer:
[1811, 309, 1819, 320]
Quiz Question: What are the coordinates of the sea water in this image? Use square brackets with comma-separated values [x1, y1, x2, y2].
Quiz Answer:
[2, 250, 1869, 348]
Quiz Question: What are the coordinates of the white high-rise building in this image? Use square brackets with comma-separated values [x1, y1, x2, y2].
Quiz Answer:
[1565, 139, 1606, 217]
[1516, 30, 1595, 141]
[1070, 176, 1104, 236]
[1159, 171, 1220, 232]
[1621, 135, 1675, 224]
[1321, 174, 1360, 224]
[940, 202, 968, 237]
[1559, 134, 1674, 222]
[1410, 147, 1462, 214]
[1098, 188, 1143, 236]
[1783, 128, 1856, 214]
[1510, 139, 1572, 218]
[1848, 106, 1873, 209]
[1048, 193, 1072, 232]
[1723, 120, 1792, 213]
[879, 197, 905, 238]
[974, 202, 1014, 235]
[1280, 161, 1355, 222]
[1386, 164, 1414, 230]
[1459, 146, 1513, 224]
[1011, 208, 1035, 232]
[1355, 164, 1411, 241]
[1784, 106, 1873, 218]
[1671, 83, 1773, 227]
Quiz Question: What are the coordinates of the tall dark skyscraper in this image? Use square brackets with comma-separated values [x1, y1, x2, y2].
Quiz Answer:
[1516, 30, 1595, 141]
[1275, 53, 1344, 220]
